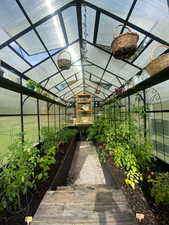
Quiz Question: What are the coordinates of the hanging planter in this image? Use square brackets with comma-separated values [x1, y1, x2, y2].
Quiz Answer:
[145, 45, 169, 76]
[57, 51, 71, 70]
[95, 89, 100, 94]
[115, 87, 125, 95]
[111, 25, 139, 60]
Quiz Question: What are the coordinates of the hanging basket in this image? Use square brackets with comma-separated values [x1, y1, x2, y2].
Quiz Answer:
[111, 25, 139, 60]
[57, 51, 71, 70]
[145, 45, 169, 76]
[115, 87, 125, 94]
[95, 89, 100, 94]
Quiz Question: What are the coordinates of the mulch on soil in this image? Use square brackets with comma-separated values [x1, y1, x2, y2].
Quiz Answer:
[107, 158, 169, 225]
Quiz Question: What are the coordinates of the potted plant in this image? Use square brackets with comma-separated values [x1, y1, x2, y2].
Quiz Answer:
[26, 79, 38, 90]
[35, 83, 42, 94]
[115, 87, 125, 94]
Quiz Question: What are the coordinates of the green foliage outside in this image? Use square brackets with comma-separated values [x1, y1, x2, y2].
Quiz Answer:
[0, 127, 77, 212]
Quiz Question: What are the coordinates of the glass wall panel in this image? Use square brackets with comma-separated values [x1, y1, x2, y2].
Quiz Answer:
[23, 97, 38, 143]
[0, 88, 21, 156]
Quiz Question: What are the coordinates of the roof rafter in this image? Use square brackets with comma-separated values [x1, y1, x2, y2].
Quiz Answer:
[40, 58, 81, 86]
[85, 70, 118, 88]
[86, 39, 142, 70]
[85, 77, 112, 95]
[16, 0, 75, 97]
[49, 72, 81, 91]
[76, 0, 85, 93]
[0, 1, 76, 50]
[86, 60, 126, 82]
[84, 0, 169, 47]
[24, 39, 79, 74]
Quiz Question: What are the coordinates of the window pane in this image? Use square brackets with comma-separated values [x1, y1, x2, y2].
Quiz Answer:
[63, 7, 78, 43]
[0, 88, 20, 114]
[0, 47, 30, 72]
[37, 15, 66, 49]
[20, 0, 72, 23]
[23, 97, 38, 143]
[89, 0, 133, 19]
[0, 116, 21, 157]
[0, 1, 29, 44]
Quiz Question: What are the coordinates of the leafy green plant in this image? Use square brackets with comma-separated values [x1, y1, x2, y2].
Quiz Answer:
[149, 172, 169, 205]
[41, 127, 58, 153]
[88, 104, 153, 189]
[57, 128, 78, 144]
[38, 127, 77, 181]
[37, 145, 56, 181]
[0, 139, 39, 211]
[26, 79, 40, 90]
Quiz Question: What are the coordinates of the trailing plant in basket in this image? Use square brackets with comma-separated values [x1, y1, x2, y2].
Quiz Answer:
[0, 139, 39, 212]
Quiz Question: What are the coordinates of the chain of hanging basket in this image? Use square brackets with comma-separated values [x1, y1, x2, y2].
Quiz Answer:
[82, 4, 88, 62]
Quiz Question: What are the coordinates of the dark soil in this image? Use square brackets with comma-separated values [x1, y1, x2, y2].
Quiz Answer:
[107, 157, 169, 225]
[0, 142, 69, 225]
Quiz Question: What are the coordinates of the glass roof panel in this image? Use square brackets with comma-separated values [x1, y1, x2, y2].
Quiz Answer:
[85, 85, 105, 99]
[84, 65, 103, 77]
[61, 67, 82, 80]
[56, 82, 68, 91]
[67, 76, 78, 84]
[65, 87, 83, 100]
[62, 7, 78, 43]
[129, 0, 169, 42]
[36, 14, 66, 50]
[87, 43, 110, 68]
[0, 1, 29, 45]
[85, 79, 109, 95]
[57, 80, 82, 96]
[45, 74, 64, 90]
[88, 79, 111, 95]
[25, 58, 58, 82]
[97, 14, 144, 49]
[107, 58, 140, 80]
[82, 7, 96, 42]
[0, 47, 30, 72]
[19, 0, 72, 23]
[17, 30, 47, 55]
[103, 72, 120, 87]
[87, 75, 112, 90]
[9, 41, 57, 66]
[89, 0, 133, 19]
[133, 41, 166, 68]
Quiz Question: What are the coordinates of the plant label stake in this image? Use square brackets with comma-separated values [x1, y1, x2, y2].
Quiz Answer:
[25, 216, 32, 225]
[136, 213, 144, 222]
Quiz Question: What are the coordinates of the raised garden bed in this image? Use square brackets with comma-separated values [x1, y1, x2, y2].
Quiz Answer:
[96, 142, 169, 225]
[0, 130, 78, 225]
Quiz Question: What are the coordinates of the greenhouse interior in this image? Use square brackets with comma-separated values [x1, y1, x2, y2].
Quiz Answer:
[1, 0, 169, 225]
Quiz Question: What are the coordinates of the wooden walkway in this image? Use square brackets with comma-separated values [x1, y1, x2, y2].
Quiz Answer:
[32, 142, 138, 225]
